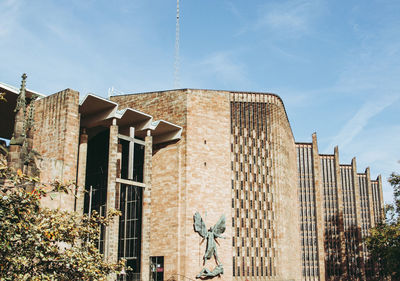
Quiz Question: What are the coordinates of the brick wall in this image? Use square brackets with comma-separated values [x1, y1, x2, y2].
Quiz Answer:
[112, 90, 234, 280]
[111, 89, 302, 280]
[185, 90, 232, 280]
[112, 91, 188, 280]
[265, 95, 302, 281]
[32, 89, 80, 211]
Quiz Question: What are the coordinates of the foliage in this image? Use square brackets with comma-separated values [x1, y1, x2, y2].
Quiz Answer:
[0, 157, 125, 280]
[388, 172, 400, 220]
[365, 172, 400, 281]
[0, 92, 6, 103]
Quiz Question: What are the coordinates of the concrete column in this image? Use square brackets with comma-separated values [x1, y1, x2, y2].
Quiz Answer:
[351, 158, 365, 280]
[75, 129, 88, 215]
[334, 146, 347, 279]
[377, 175, 384, 221]
[311, 133, 326, 280]
[105, 119, 120, 269]
[141, 130, 152, 281]
[365, 168, 375, 228]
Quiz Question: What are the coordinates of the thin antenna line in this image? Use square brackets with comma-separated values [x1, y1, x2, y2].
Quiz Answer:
[174, 0, 180, 89]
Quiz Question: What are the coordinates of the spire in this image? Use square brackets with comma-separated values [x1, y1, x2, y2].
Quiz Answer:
[8, 73, 40, 175]
[10, 73, 28, 145]
[8, 73, 29, 171]
[15, 73, 27, 113]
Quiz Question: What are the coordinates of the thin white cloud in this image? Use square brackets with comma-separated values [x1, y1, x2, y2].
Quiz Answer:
[326, 95, 399, 152]
[269, 44, 311, 63]
[321, 20, 400, 161]
[255, 0, 324, 36]
[198, 51, 250, 88]
[225, 1, 243, 21]
[333, 123, 400, 205]
[0, 0, 21, 38]
[334, 23, 400, 93]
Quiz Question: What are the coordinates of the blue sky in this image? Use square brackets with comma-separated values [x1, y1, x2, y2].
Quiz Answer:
[1, 0, 399, 203]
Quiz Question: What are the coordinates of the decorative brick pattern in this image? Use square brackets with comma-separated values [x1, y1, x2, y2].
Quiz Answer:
[231, 94, 276, 279]
[357, 172, 373, 278]
[296, 140, 384, 281]
[7, 86, 384, 281]
[319, 154, 342, 279]
[296, 143, 320, 280]
[231, 93, 301, 281]
[111, 89, 303, 281]
[340, 164, 361, 279]
[371, 180, 382, 225]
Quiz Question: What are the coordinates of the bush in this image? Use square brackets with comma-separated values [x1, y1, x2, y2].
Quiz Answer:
[0, 155, 125, 280]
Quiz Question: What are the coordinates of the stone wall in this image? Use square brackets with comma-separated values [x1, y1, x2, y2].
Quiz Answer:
[230, 92, 302, 281]
[112, 91, 188, 281]
[112, 89, 234, 280]
[185, 90, 232, 280]
[296, 140, 384, 281]
[32, 89, 80, 211]
[266, 95, 302, 281]
[112, 89, 302, 280]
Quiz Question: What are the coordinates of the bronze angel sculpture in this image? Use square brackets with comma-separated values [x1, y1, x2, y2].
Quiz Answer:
[193, 212, 226, 278]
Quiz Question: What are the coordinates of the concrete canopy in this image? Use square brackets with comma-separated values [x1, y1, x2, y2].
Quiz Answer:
[1, 83, 182, 145]
[0, 82, 45, 140]
[80, 93, 182, 144]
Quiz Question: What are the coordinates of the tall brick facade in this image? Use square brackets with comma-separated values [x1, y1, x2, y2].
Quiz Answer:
[112, 90, 234, 281]
[2, 82, 384, 281]
[112, 89, 302, 281]
[296, 137, 384, 281]
[33, 89, 80, 211]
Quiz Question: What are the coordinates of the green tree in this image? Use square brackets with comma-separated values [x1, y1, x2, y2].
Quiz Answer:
[365, 172, 400, 281]
[0, 153, 125, 280]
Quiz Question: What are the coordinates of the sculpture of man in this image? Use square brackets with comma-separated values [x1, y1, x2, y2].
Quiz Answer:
[193, 212, 226, 278]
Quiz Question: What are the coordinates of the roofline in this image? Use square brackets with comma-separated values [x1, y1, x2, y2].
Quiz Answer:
[79, 92, 118, 107]
[110, 88, 294, 137]
[80, 93, 182, 143]
[110, 88, 286, 111]
[110, 88, 279, 97]
[0, 81, 46, 98]
[151, 119, 183, 131]
[122, 107, 153, 119]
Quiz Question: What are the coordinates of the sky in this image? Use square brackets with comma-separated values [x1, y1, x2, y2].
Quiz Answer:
[1, 0, 399, 204]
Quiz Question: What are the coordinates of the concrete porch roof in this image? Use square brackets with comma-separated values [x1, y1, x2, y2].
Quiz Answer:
[80, 93, 182, 144]
[0, 82, 46, 139]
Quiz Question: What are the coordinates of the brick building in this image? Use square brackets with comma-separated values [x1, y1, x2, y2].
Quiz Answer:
[1, 77, 384, 281]
[296, 139, 384, 281]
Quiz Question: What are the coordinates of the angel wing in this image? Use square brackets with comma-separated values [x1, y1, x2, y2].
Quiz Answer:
[212, 214, 226, 236]
[193, 212, 207, 238]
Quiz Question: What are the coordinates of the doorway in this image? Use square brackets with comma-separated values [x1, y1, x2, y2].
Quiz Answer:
[150, 256, 164, 281]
